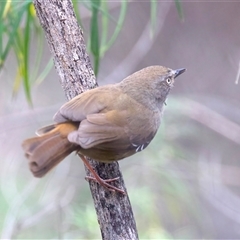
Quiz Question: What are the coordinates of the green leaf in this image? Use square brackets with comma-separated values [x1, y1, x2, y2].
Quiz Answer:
[174, 0, 184, 21]
[100, 0, 127, 57]
[0, 2, 26, 68]
[90, 0, 101, 75]
[22, 3, 32, 103]
[35, 58, 53, 85]
[72, 0, 83, 28]
[150, 0, 157, 38]
[100, 1, 108, 48]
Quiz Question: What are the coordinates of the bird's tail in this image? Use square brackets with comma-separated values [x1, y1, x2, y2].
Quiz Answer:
[22, 122, 79, 177]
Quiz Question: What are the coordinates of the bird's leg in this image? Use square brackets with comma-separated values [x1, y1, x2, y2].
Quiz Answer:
[79, 154, 125, 194]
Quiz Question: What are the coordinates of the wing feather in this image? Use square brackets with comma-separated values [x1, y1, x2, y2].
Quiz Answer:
[68, 111, 124, 149]
[53, 86, 117, 123]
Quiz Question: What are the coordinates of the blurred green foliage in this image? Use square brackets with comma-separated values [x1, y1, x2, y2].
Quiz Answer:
[0, 0, 183, 103]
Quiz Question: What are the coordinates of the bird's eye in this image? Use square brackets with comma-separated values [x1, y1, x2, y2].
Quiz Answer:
[166, 77, 172, 84]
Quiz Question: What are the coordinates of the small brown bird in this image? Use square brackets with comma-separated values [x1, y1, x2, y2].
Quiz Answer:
[22, 66, 185, 193]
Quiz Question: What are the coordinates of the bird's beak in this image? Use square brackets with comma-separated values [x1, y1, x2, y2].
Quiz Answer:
[173, 68, 186, 78]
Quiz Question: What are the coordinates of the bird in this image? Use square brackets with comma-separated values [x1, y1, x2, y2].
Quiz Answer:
[22, 65, 186, 193]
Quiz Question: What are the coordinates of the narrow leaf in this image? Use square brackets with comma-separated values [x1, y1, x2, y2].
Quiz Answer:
[101, 1, 108, 48]
[90, 0, 101, 75]
[150, 0, 157, 38]
[22, 3, 32, 103]
[174, 0, 184, 21]
[100, 0, 127, 57]
[1, 3, 26, 68]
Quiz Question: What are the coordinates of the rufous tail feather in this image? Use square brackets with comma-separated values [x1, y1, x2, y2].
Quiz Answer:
[22, 123, 78, 177]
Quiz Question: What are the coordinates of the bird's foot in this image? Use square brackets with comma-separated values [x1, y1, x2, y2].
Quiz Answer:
[79, 154, 125, 194]
[85, 176, 125, 194]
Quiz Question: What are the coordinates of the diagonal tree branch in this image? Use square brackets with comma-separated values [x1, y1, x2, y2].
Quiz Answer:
[33, 0, 138, 239]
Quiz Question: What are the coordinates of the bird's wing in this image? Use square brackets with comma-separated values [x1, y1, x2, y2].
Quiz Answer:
[54, 86, 160, 153]
[68, 104, 160, 153]
[53, 86, 118, 123]
[68, 110, 127, 149]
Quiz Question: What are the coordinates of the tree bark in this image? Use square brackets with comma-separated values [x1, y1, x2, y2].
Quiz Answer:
[33, 0, 138, 239]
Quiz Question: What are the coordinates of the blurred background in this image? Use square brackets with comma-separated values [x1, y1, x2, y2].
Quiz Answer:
[1, 1, 240, 239]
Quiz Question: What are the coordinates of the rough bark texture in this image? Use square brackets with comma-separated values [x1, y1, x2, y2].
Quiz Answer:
[33, 0, 138, 239]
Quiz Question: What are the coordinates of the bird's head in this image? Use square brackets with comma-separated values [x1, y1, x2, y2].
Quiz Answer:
[120, 65, 186, 110]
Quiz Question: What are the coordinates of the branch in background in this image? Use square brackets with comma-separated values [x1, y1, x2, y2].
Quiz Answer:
[181, 98, 240, 145]
[235, 60, 240, 84]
